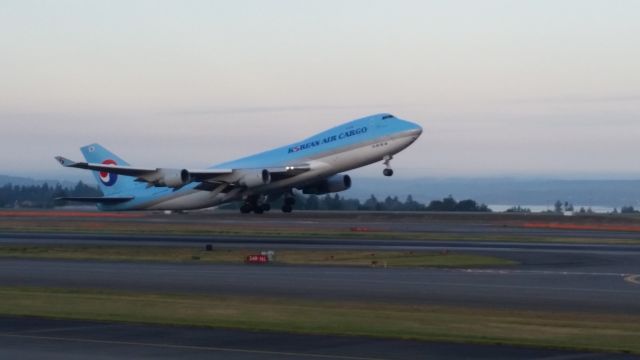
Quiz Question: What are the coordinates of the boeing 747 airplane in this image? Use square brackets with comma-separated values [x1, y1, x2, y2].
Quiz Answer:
[55, 113, 422, 213]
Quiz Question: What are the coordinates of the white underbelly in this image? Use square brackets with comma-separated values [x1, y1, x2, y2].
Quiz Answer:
[146, 190, 223, 210]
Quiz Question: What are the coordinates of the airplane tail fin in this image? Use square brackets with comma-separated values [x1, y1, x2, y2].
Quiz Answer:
[80, 143, 141, 196]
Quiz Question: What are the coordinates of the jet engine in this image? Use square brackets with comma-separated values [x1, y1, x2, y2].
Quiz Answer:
[301, 174, 351, 195]
[237, 169, 271, 188]
[150, 169, 191, 188]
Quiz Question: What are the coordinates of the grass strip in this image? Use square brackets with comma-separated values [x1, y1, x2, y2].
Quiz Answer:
[0, 287, 638, 354]
[0, 245, 516, 267]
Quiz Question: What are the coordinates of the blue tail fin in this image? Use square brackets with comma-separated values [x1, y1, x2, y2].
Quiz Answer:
[80, 143, 141, 196]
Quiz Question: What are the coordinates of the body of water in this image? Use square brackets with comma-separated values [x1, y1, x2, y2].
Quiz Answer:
[489, 204, 616, 214]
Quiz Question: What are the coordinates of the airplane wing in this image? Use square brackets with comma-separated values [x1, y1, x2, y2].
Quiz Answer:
[55, 156, 159, 176]
[56, 156, 234, 178]
[55, 156, 310, 190]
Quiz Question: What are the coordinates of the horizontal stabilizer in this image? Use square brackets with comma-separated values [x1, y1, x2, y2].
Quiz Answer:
[56, 196, 134, 204]
[55, 156, 76, 167]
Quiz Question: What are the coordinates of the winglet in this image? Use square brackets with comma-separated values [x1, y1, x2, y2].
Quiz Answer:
[55, 156, 77, 167]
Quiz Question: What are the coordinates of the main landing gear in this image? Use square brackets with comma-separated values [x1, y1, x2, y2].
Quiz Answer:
[383, 155, 394, 177]
[240, 195, 271, 214]
[240, 192, 296, 214]
[281, 194, 295, 213]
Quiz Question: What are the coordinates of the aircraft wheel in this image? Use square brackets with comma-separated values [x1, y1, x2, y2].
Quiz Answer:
[282, 205, 293, 213]
[261, 203, 271, 212]
[284, 197, 295, 206]
[383, 168, 394, 177]
[240, 205, 252, 214]
[254, 207, 264, 214]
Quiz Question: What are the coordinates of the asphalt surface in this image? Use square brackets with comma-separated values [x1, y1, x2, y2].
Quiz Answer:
[1, 232, 640, 313]
[1, 316, 636, 360]
[3, 229, 640, 246]
[3, 231, 640, 256]
[2, 213, 640, 358]
[1, 249, 639, 313]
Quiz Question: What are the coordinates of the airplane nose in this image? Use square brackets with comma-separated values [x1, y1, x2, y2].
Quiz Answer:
[409, 123, 423, 137]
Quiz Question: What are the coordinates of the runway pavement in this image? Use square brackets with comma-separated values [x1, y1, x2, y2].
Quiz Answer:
[1, 316, 636, 360]
[1, 230, 640, 313]
[1, 213, 640, 358]
[1, 254, 639, 313]
[2, 231, 640, 272]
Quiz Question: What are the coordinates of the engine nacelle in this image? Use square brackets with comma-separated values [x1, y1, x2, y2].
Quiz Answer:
[237, 169, 271, 188]
[152, 168, 191, 188]
[302, 174, 352, 195]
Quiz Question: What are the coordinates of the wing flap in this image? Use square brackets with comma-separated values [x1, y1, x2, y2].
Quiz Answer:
[267, 164, 312, 174]
[186, 169, 234, 182]
[266, 164, 312, 182]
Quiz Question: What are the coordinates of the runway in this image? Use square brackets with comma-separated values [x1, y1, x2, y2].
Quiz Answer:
[3, 316, 635, 360]
[1, 212, 640, 358]
[1, 229, 640, 313]
[1, 254, 639, 313]
[4, 230, 640, 250]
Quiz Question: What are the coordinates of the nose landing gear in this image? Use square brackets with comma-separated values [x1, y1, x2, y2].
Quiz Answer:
[383, 155, 394, 177]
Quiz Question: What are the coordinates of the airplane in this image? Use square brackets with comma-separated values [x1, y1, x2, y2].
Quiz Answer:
[55, 113, 422, 213]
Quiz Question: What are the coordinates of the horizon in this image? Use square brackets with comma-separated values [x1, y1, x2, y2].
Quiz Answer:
[3, 172, 640, 205]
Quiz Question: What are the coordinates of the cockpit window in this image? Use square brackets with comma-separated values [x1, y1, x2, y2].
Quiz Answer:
[381, 115, 394, 120]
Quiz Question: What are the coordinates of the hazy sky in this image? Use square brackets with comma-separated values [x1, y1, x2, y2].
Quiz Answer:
[1, 0, 639, 180]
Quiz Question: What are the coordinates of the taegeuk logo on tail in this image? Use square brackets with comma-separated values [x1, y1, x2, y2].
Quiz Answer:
[99, 159, 118, 186]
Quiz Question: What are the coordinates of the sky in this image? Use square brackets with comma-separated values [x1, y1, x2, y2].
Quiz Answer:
[1, 0, 639, 180]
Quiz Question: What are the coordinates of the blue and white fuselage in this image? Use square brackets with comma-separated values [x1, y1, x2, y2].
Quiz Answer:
[56, 113, 422, 213]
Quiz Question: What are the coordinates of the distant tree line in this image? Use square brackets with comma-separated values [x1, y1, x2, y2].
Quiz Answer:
[7, 183, 640, 215]
[548, 200, 598, 214]
[546, 200, 640, 215]
[619, 206, 639, 214]
[550, 200, 575, 213]
[423, 195, 491, 212]
[1, 182, 493, 212]
[0, 182, 101, 208]
[505, 205, 531, 213]
[222, 194, 491, 212]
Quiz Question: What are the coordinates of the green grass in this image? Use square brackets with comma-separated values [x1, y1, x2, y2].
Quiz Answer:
[0, 287, 638, 354]
[0, 245, 516, 267]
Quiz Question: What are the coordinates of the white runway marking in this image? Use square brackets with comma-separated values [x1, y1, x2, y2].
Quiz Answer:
[624, 274, 640, 286]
